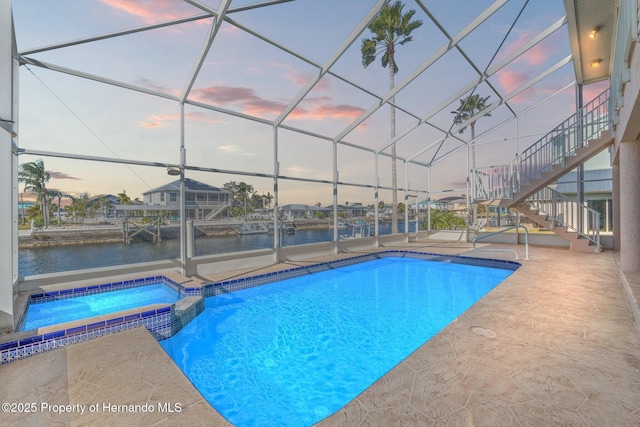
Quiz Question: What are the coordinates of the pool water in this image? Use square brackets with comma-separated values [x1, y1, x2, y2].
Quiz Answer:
[21, 282, 183, 331]
[160, 256, 514, 426]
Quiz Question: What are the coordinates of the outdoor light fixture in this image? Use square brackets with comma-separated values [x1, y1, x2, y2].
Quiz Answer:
[589, 28, 598, 39]
[167, 166, 181, 176]
[589, 59, 603, 68]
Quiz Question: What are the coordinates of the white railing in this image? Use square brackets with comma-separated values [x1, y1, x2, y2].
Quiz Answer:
[472, 225, 529, 260]
[516, 88, 609, 189]
[474, 88, 610, 201]
[473, 165, 518, 201]
[610, 0, 639, 133]
[526, 187, 601, 252]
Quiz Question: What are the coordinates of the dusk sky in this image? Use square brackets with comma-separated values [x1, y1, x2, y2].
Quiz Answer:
[13, 0, 609, 205]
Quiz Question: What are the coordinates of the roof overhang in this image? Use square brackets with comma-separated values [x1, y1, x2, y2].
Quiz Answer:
[563, 0, 618, 84]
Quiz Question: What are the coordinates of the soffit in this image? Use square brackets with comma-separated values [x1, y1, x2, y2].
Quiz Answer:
[564, 0, 618, 84]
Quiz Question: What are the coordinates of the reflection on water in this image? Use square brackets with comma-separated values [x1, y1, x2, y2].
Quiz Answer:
[19, 222, 419, 276]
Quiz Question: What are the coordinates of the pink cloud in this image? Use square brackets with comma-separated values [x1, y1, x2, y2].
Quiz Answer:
[497, 69, 530, 94]
[497, 30, 560, 68]
[100, 0, 200, 24]
[268, 63, 332, 91]
[290, 104, 365, 121]
[583, 80, 610, 101]
[139, 112, 223, 128]
[136, 77, 180, 97]
[190, 85, 365, 121]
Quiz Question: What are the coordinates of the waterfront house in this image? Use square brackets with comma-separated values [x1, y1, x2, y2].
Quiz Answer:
[281, 204, 332, 220]
[142, 178, 230, 220]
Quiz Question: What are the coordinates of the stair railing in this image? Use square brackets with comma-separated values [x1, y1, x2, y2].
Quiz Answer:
[473, 88, 610, 202]
[517, 88, 610, 189]
[526, 186, 601, 252]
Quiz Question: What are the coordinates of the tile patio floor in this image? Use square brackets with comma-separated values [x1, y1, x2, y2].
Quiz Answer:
[1, 241, 639, 426]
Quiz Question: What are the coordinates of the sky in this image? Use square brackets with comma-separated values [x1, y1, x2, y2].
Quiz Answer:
[12, 0, 610, 206]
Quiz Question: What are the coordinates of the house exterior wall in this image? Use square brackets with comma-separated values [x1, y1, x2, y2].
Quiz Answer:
[612, 23, 640, 271]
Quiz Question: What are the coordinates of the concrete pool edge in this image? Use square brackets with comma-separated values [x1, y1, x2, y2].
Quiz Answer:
[2, 243, 639, 426]
[201, 249, 520, 298]
[166, 250, 519, 426]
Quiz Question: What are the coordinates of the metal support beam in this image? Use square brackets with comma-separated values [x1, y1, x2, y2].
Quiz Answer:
[275, 0, 387, 127]
[181, 0, 232, 103]
[1, 0, 17, 331]
[334, 0, 508, 144]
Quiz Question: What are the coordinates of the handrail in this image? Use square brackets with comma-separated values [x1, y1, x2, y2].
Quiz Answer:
[526, 186, 601, 251]
[473, 88, 610, 201]
[517, 88, 609, 189]
[472, 225, 529, 260]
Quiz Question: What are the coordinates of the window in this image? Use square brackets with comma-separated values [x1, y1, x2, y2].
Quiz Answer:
[160, 193, 165, 202]
[169, 192, 177, 202]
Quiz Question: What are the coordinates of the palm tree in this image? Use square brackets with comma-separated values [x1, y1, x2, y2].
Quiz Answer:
[451, 94, 491, 228]
[18, 160, 51, 228]
[361, 1, 422, 235]
[116, 190, 131, 205]
[451, 94, 491, 170]
[48, 190, 74, 226]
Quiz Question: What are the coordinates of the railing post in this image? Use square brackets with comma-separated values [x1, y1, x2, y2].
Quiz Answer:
[551, 189, 556, 229]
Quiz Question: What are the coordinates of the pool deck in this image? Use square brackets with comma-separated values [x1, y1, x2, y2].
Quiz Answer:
[1, 241, 639, 426]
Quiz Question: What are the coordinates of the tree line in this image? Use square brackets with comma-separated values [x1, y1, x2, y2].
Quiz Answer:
[18, 159, 135, 227]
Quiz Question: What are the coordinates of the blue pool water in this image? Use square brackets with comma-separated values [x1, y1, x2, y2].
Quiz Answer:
[160, 256, 514, 426]
[21, 282, 183, 331]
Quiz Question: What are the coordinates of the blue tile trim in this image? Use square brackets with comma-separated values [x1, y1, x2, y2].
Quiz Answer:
[43, 330, 65, 340]
[125, 313, 141, 322]
[202, 250, 520, 298]
[106, 317, 125, 327]
[87, 321, 106, 332]
[2, 250, 521, 365]
[0, 340, 18, 351]
[1, 305, 175, 365]
[18, 335, 43, 346]
[66, 326, 86, 336]
[27, 275, 187, 305]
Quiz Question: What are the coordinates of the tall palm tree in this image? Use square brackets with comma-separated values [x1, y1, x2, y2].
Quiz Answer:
[18, 159, 51, 228]
[451, 94, 491, 229]
[361, 1, 422, 234]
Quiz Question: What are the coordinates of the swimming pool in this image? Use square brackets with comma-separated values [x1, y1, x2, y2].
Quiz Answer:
[20, 280, 184, 331]
[160, 254, 516, 426]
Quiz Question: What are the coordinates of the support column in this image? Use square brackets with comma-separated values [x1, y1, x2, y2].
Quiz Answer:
[0, 0, 18, 332]
[404, 160, 409, 243]
[332, 141, 339, 254]
[179, 103, 187, 276]
[272, 126, 280, 262]
[374, 153, 379, 247]
[619, 141, 640, 271]
[612, 163, 620, 251]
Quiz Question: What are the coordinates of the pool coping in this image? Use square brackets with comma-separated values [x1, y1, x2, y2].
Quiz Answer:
[1, 250, 519, 365]
[201, 249, 520, 298]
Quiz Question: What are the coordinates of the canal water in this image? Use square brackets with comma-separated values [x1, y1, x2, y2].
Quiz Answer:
[19, 222, 420, 276]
